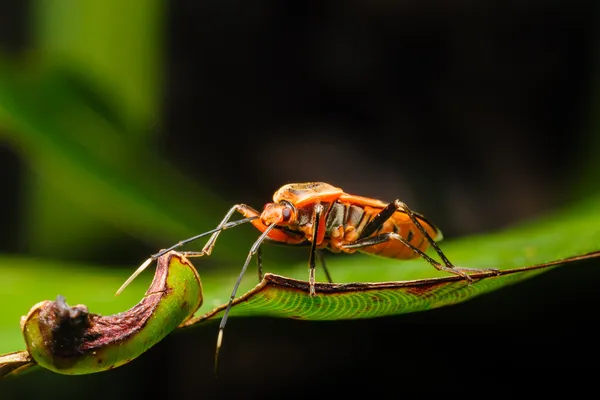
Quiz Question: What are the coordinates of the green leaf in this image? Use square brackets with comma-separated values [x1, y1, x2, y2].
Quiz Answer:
[0, 252, 203, 378]
[19, 253, 201, 376]
[0, 256, 160, 355]
[185, 252, 597, 324]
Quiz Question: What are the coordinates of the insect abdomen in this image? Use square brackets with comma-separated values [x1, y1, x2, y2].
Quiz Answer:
[324, 202, 366, 238]
[324, 201, 437, 259]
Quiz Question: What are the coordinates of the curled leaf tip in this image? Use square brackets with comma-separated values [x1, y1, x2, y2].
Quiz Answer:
[20, 251, 203, 375]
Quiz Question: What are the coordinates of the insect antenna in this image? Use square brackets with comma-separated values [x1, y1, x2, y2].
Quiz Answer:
[214, 222, 277, 377]
[116, 216, 258, 296]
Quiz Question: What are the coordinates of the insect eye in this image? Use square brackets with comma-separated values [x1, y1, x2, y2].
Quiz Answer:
[282, 207, 292, 222]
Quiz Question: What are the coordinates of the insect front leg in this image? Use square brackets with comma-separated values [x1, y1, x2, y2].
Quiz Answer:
[257, 246, 264, 281]
[179, 204, 257, 259]
[214, 222, 278, 376]
[116, 209, 259, 296]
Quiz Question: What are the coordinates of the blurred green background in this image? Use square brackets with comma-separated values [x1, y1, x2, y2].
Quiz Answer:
[1, 1, 600, 398]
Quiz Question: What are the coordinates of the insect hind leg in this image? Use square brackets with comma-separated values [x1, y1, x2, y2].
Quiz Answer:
[392, 200, 456, 269]
[359, 199, 499, 280]
[342, 233, 499, 283]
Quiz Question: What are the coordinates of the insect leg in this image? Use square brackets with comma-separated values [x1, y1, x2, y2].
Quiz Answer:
[215, 222, 277, 377]
[394, 200, 498, 276]
[175, 205, 263, 261]
[359, 200, 499, 281]
[257, 241, 331, 285]
[342, 233, 471, 281]
[116, 210, 258, 296]
[307, 204, 324, 296]
[343, 233, 499, 282]
[152, 215, 257, 260]
[191, 204, 253, 259]
[357, 200, 399, 239]
[316, 250, 333, 284]
[184, 203, 267, 283]
[394, 200, 455, 268]
[257, 246, 263, 281]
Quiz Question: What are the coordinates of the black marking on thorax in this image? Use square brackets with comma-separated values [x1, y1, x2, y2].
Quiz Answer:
[325, 202, 368, 235]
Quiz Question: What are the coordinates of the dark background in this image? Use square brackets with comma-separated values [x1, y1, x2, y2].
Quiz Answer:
[164, 0, 596, 237]
[2, 1, 599, 398]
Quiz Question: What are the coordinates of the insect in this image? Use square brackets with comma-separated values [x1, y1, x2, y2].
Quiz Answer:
[119, 182, 498, 374]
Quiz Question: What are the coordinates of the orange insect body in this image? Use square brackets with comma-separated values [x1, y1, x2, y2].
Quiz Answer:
[126, 181, 499, 375]
[237, 182, 442, 260]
